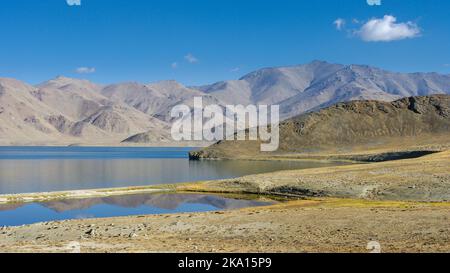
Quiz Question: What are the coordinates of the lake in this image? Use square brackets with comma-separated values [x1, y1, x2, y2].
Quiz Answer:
[0, 146, 344, 195]
[0, 146, 347, 226]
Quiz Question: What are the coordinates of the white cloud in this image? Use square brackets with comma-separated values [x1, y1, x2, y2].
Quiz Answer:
[184, 53, 198, 63]
[230, 67, 240, 72]
[333, 18, 346, 31]
[357, 15, 420, 42]
[444, 64, 450, 67]
[66, 0, 81, 6]
[171, 62, 178, 69]
[75, 67, 95, 74]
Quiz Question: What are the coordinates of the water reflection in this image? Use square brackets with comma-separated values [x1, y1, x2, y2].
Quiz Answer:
[11, 193, 273, 212]
[0, 193, 275, 226]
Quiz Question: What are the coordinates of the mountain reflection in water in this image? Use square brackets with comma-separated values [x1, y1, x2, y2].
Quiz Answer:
[44, 193, 274, 212]
[0, 193, 275, 226]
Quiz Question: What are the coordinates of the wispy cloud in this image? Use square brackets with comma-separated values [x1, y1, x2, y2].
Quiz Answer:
[333, 18, 346, 31]
[184, 53, 198, 64]
[356, 15, 420, 42]
[66, 0, 81, 6]
[171, 62, 178, 69]
[230, 67, 240, 73]
[75, 67, 95, 74]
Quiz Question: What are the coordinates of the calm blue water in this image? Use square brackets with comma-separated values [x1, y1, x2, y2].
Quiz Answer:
[0, 146, 343, 195]
[0, 146, 193, 160]
[0, 193, 275, 226]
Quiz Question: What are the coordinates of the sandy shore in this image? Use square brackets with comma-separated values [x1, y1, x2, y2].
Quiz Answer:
[1, 199, 450, 253]
[0, 187, 166, 204]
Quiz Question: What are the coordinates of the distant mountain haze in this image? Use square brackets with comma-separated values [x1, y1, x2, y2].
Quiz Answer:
[195, 61, 450, 119]
[0, 61, 449, 145]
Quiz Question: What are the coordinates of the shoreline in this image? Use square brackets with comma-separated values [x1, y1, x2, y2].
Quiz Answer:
[1, 148, 449, 204]
[0, 186, 168, 204]
[0, 156, 357, 205]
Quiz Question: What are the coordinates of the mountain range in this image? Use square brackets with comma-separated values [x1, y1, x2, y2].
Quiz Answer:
[1, 61, 449, 145]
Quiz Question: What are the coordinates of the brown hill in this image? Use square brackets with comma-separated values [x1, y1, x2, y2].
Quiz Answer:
[189, 95, 450, 159]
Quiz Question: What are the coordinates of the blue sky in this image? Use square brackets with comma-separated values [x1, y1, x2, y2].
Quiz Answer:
[0, 0, 449, 86]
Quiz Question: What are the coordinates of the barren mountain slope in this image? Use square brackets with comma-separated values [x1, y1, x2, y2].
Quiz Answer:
[34, 76, 106, 120]
[0, 78, 65, 143]
[101, 80, 224, 122]
[0, 78, 170, 144]
[278, 64, 450, 118]
[190, 95, 450, 159]
[195, 61, 450, 119]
